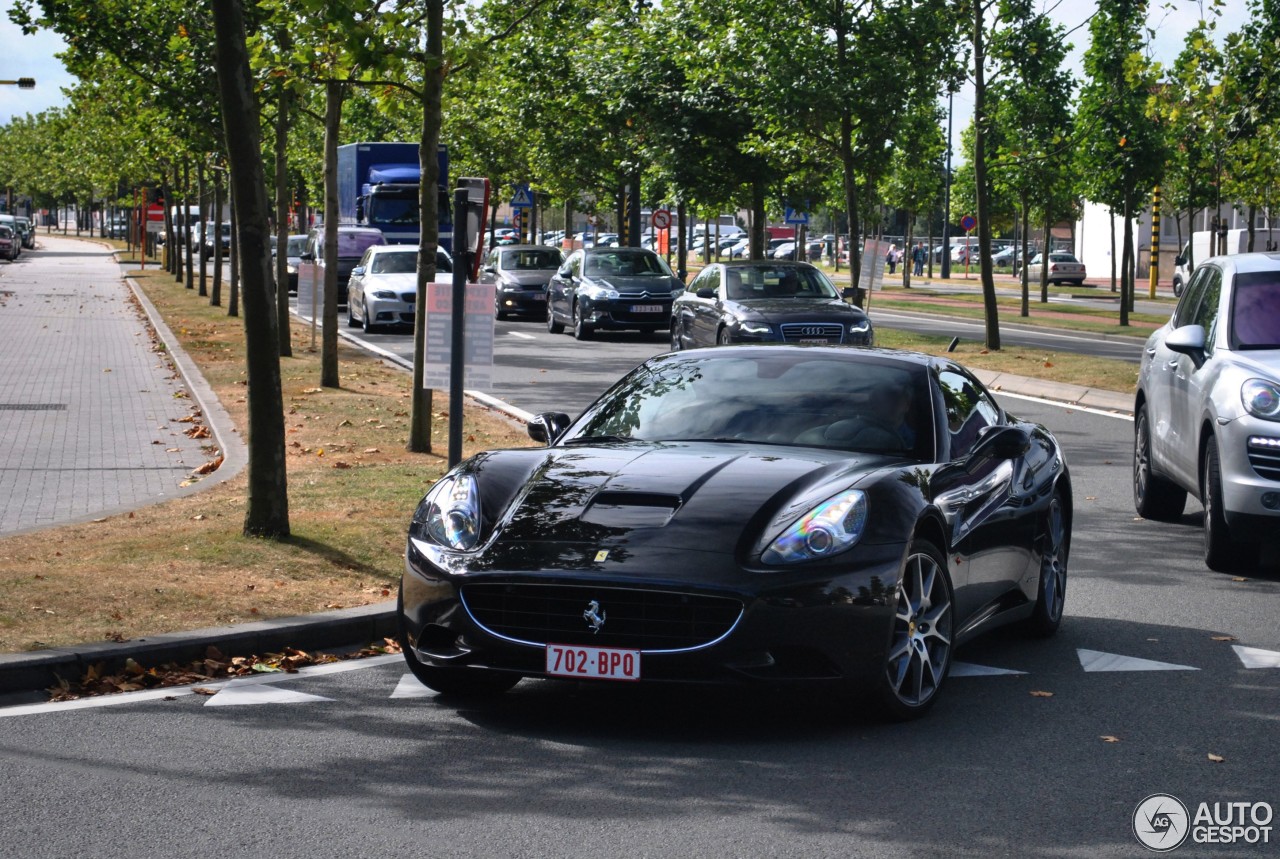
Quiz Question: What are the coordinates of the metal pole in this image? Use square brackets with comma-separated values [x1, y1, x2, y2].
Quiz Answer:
[1148, 186, 1160, 299]
[448, 187, 469, 467]
[941, 91, 954, 280]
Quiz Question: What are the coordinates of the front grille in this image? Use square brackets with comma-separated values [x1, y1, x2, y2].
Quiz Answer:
[1248, 441, 1280, 481]
[461, 583, 743, 652]
[400, 292, 416, 303]
[780, 323, 844, 343]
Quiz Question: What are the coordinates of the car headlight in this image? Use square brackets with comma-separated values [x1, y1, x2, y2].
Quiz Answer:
[579, 283, 619, 301]
[417, 474, 482, 551]
[1242, 379, 1280, 420]
[849, 320, 870, 334]
[739, 322, 771, 335]
[762, 490, 868, 565]
[372, 290, 397, 299]
[286, 264, 297, 275]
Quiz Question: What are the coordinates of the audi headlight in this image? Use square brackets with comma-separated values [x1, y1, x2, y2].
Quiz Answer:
[762, 490, 868, 565]
[418, 474, 482, 551]
[1243, 379, 1280, 420]
[849, 319, 870, 334]
[580, 283, 619, 301]
[740, 322, 771, 334]
[372, 290, 397, 299]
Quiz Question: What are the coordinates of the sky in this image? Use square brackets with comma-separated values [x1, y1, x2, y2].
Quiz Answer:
[0, 0, 1255, 128]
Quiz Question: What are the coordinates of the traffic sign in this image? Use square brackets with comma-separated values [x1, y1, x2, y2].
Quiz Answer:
[510, 185, 533, 209]
[651, 209, 672, 230]
[784, 207, 809, 225]
[960, 214, 976, 232]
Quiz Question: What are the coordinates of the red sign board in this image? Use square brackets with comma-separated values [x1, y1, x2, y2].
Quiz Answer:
[146, 205, 165, 222]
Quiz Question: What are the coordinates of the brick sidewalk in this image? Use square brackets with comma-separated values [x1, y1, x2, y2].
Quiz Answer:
[0, 237, 217, 535]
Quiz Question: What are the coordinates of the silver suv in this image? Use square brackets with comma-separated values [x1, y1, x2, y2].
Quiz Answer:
[1134, 253, 1280, 571]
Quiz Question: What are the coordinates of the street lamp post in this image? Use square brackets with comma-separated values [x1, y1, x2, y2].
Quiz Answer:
[0, 78, 36, 88]
[941, 91, 953, 280]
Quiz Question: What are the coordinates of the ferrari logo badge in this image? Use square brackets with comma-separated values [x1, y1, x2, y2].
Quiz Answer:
[583, 600, 606, 634]
[594, 549, 609, 562]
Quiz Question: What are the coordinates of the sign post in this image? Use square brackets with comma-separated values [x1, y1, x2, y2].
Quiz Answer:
[651, 208, 671, 260]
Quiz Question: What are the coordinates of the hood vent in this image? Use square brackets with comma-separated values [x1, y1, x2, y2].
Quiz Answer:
[581, 491, 682, 528]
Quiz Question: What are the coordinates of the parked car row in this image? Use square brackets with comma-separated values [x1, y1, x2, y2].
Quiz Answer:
[0, 213, 36, 260]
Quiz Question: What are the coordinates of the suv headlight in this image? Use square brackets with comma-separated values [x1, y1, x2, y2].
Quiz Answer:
[1242, 379, 1280, 420]
[849, 320, 870, 334]
[762, 490, 868, 565]
[417, 474, 482, 551]
[740, 322, 771, 335]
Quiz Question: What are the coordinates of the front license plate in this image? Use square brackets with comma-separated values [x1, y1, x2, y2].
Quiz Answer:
[799, 338, 830, 344]
[545, 644, 641, 681]
[531, 293, 546, 300]
[631, 304, 663, 313]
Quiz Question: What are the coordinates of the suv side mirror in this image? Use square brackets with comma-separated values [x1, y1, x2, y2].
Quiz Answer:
[1165, 324, 1206, 368]
[528, 412, 572, 446]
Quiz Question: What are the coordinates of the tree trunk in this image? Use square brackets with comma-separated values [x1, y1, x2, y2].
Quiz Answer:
[228, 183, 240, 318]
[1120, 194, 1131, 327]
[184, 161, 195, 291]
[274, 80, 293, 358]
[211, 171, 224, 307]
[750, 180, 765, 260]
[1019, 196, 1028, 316]
[1040, 211, 1051, 302]
[173, 164, 183, 281]
[676, 200, 687, 281]
[211, 0, 290, 538]
[1109, 210, 1117, 292]
[971, 0, 999, 350]
[1247, 204, 1257, 252]
[902, 213, 913, 288]
[408, 0, 445, 454]
[197, 160, 209, 298]
[320, 79, 343, 389]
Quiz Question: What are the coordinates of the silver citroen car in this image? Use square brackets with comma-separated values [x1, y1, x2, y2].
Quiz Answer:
[1134, 253, 1280, 571]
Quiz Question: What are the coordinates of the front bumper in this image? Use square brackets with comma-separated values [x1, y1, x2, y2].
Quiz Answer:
[401, 540, 904, 687]
[1218, 414, 1280, 526]
[366, 296, 415, 328]
[581, 298, 673, 332]
[498, 288, 548, 315]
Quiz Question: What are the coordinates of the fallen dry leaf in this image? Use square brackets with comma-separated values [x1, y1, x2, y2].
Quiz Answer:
[363, 448, 380, 454]
[1211, 635, 1237, 642]
[1029, 690, 1054, 698]
[193, 456, 223, 475]
[190, 514, 205, 521]
[1208, 753, 1225, 763]
[1100, 735, 1121, 743]
[184, 425, 211, 439]
[332, 461, 351, 469]
[192, 687, 218, 696]
[1231, 577, 1248, 583]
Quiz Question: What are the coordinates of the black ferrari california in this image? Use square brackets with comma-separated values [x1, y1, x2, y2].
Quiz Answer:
[400, 346, 1072, 719]
[671, 260, 872, 349]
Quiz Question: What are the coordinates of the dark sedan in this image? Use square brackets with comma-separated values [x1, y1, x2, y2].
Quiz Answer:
[480, 244, 562, 320]
[399, 346, 1072, 720]
[671, 261, 872, 349]
[547, 247, 682, 339]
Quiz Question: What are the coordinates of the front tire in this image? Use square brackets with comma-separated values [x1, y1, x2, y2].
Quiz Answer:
[717, 326, 733, 346]
[1203, 440, 1256, 572]
[547, 303, 565, 334]
[346, 301, 359, 328]
[874, 538, 953, 721]
[1025, 489, 1069, 637]
[1133, 406, 1186, 520]
[669, 322, 683, 351]
[361, 300, 378, 334]
[572, 302, 593, 340]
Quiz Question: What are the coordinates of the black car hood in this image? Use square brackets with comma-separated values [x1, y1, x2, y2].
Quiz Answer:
[486, 442, 894, 558]
[733, 298, 866, 325]
[501, 270, 557, 288]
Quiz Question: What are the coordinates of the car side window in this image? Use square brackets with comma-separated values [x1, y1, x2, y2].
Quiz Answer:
[569, 253, 582, 278]
[1189, 267, 1223, 355]
[699, 267, 721, 295]
[937, 366, 1001, 459]
[1174, 266, 1212, 328]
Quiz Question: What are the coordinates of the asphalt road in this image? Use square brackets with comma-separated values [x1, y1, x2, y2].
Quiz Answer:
[3, 389, 1277, 857]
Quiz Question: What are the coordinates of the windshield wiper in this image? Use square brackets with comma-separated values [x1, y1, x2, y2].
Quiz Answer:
[562, 435, 636, 445]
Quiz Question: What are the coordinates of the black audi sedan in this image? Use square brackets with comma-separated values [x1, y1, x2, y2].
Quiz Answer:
[400, 346, 1072, 720]
[547, 247, 682, 339]
[672, 260, 872, 349]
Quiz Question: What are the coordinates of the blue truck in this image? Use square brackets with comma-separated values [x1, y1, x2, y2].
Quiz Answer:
[337, 142, 452, 250]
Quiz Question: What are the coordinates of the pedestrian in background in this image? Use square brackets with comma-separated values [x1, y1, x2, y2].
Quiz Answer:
[886, 244, 897, 274]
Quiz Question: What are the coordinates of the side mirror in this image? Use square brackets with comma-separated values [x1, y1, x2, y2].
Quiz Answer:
[528, 412, 572, 446]
[1165, 324, 1206, 368]
[351, 266, 365, 277]
[300, 252, 314, 261]
[1174, 254, 1186, 266]
[482, 265, 495, 274]
[696, 287, 717, 299]
[967, 425, 1031, 471]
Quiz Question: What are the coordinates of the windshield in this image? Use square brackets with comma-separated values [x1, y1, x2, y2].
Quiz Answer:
[338, 231, 383, 258]
[287, 236, 307, 256]
[565, 352, 931, 458]
[725, 266, 839, 300]
[583, 250, 671, 277]
[370, 250, 418, 274]
[1231, 273, 1280, 349]
[367, 197, 419, 226]
[501, 248, 561, 270]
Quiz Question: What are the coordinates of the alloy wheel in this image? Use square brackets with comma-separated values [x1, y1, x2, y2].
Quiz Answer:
[1040, 495, 1067, 623]
[886, 549, 952, 708]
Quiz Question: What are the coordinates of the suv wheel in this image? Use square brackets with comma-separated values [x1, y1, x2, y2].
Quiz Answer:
[1202, 440, 1257, 572]
[1133, 406, 1186, 521]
